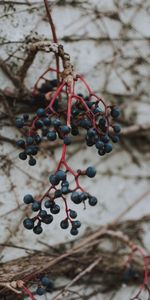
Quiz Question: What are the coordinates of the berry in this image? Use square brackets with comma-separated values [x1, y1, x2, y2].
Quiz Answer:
[16, 139, 25, 148]
[36, 287, 45, 295]
[63, 136, 71, 145]
[98, 117, 106, 129]
[44, 200, 54, 208]
[19, 152, 27, 160]
[33, 225, 43, 234]
[50, 204, 60, 214]
[86, 166, 96, 178]
[36, 108, 46, 117]
[41, 276, 50, 287]
[80, 192, 88, 201]
[61, 186, 69, 194]
[28, 156, 36, 166]
[39, 210, 47, 218]
[35, 120, 44, 129]
[23, 218, 34, 230]
[60, 219, 69, 229]
[16, 118, 24, 128]
[47, 131, 57, 141]
[46, 280, 54, 293]
[43, 117, 51, 126]
[101, 134, 109, 143]
[104, 143, 113, 153]
[35, 135, 42, 144]
[111, 107, 120, 118]
[52, 118, 62, 127]
[42, 214, 53, 224]
[72, 220, 81, 228]
[23, 194, 34, 204]
[70, 227, 78, 236]
[60, 125, 71, 134]
[112, 135, 120, 143]
[56, 170, 66, 181]
[71, 192, 82, 204]
[54, 189, 62, 198]
[95, 140, 104, 150]
[49, 174, 60, 186]
[69, 210, 77, 219]
[113, 124, 121, 133]
[89, 196, 98, 206]
[32, 201, 41, 211]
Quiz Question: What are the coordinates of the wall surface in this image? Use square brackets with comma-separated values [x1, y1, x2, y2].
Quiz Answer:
[0, 0, 150, 299]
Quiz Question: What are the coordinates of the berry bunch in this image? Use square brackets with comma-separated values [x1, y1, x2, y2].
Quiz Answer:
[16, 72, 121, 236]
[36, 276, 54, 296]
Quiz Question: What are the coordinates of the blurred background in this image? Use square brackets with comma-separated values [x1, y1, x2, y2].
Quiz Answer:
[0, 0, 150, 299]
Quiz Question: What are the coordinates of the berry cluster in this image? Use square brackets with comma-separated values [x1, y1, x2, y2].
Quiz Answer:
[16, 73, 121, 236]
[35, 276, 54, 296]
[23, 166, 97, 236]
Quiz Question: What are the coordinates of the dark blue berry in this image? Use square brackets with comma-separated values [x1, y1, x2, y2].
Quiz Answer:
[43, 117, 51, 126]
[36, 108, 46, 117]
[44, 200, 54, 209]
[54, 189, 62, 198]
[41, 276, 50, 287]
[61, 180, 69, 187]
[89, 196, 98, 206]
[113, 124, 121, 133]
[39, 210, 47, 218]
[61, 186, 69, 194]
[16, 139, 25, 148]
[60, 219, 69, 229]
[49, 174, 60, 186]
[71, 192, 82, 204]
[16, 118, 24, 128]
[52, 118, 62, 127]
[23, 218, 34, 230]
[36, 287, 45, 295]
[98, 117, 106, 129]
[95, 140, 104, 150]
[98, 148, 106, 156]
[33, 225, 43, 234]
[35, 120, 44, 129]
[28, 156, 36, 166]
[104, 143, 113, 153]
[23, 194, 34, 204]
[101, 134, 109, 143]
[47, 131, 57, 141]
[111, 107, 120, 118]
[69, 210, 77, 219]
[63, 136, 71, 145]
[80, 192, 88, 201]
[35, 135, 42, 144]
[50, 204, 60, 214]
[72, 220, 81, 228]
[42, 214, 53, 224]
[32, 201, 41, 211]
[19, 152, 27, 160]
[56, 170, 66, 181]
[60, 125, 71, 134]
[86, 166, 96, 178]
[46, 280, 54, 293]
[111, 135, 120, 143]
[87, 128, 96, 138]
[70, 227, 78, 236]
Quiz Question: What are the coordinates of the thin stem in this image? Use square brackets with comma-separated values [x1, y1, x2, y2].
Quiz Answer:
[43, 0, 60, 84]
